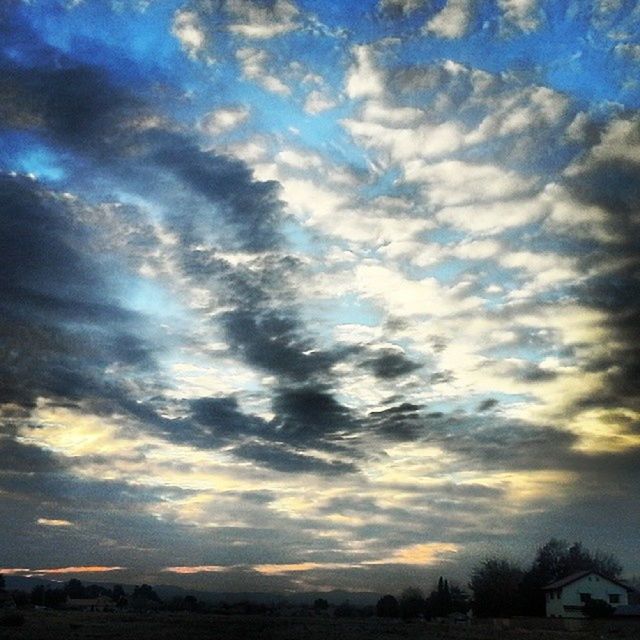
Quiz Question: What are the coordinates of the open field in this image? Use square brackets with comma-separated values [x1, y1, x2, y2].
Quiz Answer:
[2, 611, 640, 640]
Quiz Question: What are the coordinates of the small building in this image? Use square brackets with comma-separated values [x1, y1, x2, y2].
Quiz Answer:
[543, 570, 632, 618]
[65, 595, 115, 612]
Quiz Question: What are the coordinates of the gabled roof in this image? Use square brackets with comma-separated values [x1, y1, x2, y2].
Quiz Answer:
[543, 570, 634, 592]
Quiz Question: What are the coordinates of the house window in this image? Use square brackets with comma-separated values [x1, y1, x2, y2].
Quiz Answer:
[609, 594, 620, 604]
[580, 593, 592, 603]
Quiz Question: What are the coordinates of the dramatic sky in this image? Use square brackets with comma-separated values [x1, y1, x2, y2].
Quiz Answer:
[1, 0, 639, 593]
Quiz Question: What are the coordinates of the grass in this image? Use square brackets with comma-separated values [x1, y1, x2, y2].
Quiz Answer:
[2, 610, 638, 640]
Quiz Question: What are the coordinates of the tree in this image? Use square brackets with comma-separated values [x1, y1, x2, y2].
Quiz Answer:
[132, 584, 161, 603]
[313, 598, 329, 611]
[376, 594, 400, 618]
[469, 557, 523, 618]
[65, 578, 85, 599]
[400, 587, 424, 620]
[0, 574, 5, 590]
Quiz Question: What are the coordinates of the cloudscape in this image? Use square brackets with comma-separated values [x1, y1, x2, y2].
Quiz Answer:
[1, 0, 639, 594]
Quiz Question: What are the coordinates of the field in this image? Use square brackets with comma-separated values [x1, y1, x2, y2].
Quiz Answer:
[2, 610, 640, 640]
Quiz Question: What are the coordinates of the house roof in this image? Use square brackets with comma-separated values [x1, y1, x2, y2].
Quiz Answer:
[543, 570, 634, 592]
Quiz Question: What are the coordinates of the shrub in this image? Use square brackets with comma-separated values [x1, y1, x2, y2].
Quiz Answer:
[0, 612, 25, 627]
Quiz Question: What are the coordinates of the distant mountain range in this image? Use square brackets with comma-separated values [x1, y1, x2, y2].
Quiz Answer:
[4, 575, 381, 607]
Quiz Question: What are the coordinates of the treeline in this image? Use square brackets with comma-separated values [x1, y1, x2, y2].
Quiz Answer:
[4, 578, 165, 611]
[376, 577, 470, 620]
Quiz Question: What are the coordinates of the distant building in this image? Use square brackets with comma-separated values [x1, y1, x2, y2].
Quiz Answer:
[543, 570, 633, 618]
[65, 595, 115, 612]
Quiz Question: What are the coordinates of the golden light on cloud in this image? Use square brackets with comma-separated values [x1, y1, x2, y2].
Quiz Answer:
[568, 408, 640, 453]
[37, 518, 73, 527]
[253, 562, 355, 575]
[163, 565, 229, 574]
[364, 541, 460, 566]
[4, 566, 125, 575]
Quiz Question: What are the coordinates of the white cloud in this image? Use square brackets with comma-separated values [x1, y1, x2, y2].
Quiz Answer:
[424, 0, 475, 38]
[404, 160, 537, 207]
[226, 0, 300, 38]
[345, 46, 385, 100]
[236, 47, 291, 95]
[304, 89, 337, 115]
[497, 0, 540, 32]
[171, 9, 208, 61]
[200, 106, 250, 135]
[343, 118, 465, 163]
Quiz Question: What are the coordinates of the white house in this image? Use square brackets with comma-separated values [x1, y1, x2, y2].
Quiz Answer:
[543, 570, 632, 618]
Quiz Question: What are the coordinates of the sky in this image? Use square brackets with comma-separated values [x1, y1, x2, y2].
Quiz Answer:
[1, 0, 639, 594]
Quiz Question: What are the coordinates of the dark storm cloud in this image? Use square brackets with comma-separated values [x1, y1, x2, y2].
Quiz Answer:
[365, 401, 580, 471]
[422, 414, 578, 471]
[359, 349, 423, 379]
[367, 402, 425, 441]
[190, 396, 267, 438]
[220, 308, 340, 380]
[561, 126, 640, 414]
[0, 22, 284, 253]
[0, 175, 156, 410]
[271, 385, 360, 444]
[232, 441, 358, 474]
[477, 398, 499, 412]
[0, 435, 64, 473]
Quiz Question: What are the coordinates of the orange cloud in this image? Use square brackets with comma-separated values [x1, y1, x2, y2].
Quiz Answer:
[364, 542, 460, 566]
[162, 565, 229, 574]
[33, 566, 125, 574]
[0, 566, 125, 576]
[253, 562, 355, 575]
[37, 518, 73, 527]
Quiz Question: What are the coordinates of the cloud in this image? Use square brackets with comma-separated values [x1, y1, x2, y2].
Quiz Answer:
[424, 0, 475, 39]
[37, 518, 73, 527]
[304, 89, 337, 115]
[378, 0, 426, 17]
[200, 105, 250, 135]
[172, 8, 209, 61]
[497, 0, 540, 33]
[226, 0, 300, 39]
[364, 541, 460, 565]
[359, 349, 423, 379]
[236, 47, 292, 95]
[28, 566, 126, 575]
[345, 46, 385, 100]
[232, 441, 358, 474]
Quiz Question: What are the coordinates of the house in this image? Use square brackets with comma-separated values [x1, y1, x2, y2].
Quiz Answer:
[543, 570, 633, 618]
[65, 595, 115, 612]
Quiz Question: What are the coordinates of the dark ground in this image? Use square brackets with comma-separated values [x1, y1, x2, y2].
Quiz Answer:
[2, 610, 640, 640]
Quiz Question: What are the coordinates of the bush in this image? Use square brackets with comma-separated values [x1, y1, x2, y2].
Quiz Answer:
[583, 598, 614, 619]
[0, 612, 25, 627]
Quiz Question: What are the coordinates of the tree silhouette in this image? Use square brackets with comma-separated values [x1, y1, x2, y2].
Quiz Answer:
[400, 587, 424, 619]
[65, 578, 84, 599]
[469, 557, 523, 618]
[0, 574, 4, 590]
[376, 594, 400, 618]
